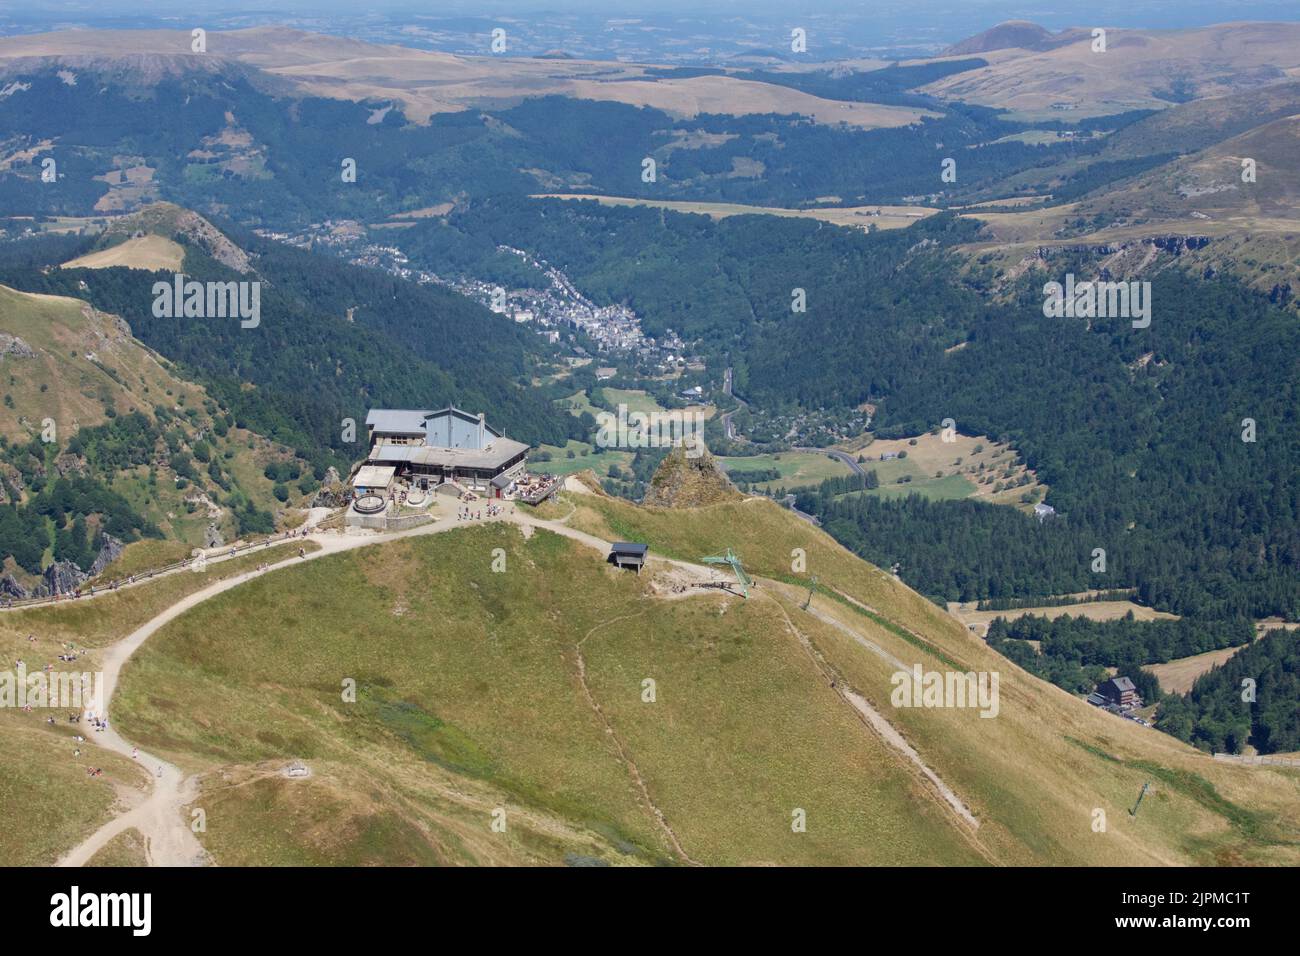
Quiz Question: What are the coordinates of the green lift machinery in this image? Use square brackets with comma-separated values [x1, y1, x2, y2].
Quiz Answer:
[702, 548, 752, 598]
[1129, 781, 1152, 817]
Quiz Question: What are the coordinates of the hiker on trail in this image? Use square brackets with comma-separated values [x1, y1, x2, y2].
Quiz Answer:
[132, 748, 138, 759]
[298, 547, 306, 558]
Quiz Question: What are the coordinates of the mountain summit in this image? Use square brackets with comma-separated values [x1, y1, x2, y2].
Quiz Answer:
[942, 20, 1084, 56]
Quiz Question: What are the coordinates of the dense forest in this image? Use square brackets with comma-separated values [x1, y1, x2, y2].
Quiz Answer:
[0, 232, 584, 472]
[0, 440, 158, 577]
[984, 611, 1254, 710]
[1156, 629, 1300, 754]
[460, 198, 1299, 620]
[988, 613, 1253, 672]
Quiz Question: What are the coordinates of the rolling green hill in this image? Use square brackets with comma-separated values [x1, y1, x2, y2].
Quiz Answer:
[50, 485, 1294, 866]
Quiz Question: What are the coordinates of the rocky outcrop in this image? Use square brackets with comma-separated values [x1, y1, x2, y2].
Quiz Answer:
[309, 466, 347, 508]
[53, 452, 90, 478]
[176, 208, 253, 273]
[641, 443, 741, 509]
[0, 574, 30, 600]
[43, 559, 88, 595]
[0, 332, 35, 359]
[204, 522, 225, 549]
[88, 533, 125, 577]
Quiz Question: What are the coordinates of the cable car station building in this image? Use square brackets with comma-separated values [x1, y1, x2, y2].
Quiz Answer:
[362, 407, 529, 493]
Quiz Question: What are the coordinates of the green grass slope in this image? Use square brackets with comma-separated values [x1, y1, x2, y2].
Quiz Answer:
[111, 525, 983, 865]
[0, 283, 317, 562]
[90, 490, 1300, 866]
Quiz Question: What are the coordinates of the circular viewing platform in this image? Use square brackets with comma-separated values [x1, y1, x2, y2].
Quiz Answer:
[352, 493, 386, 515]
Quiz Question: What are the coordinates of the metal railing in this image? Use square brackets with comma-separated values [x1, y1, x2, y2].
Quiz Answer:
[0, 525, 326, 612]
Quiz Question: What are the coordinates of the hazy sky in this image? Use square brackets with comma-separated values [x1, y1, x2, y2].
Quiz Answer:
[3, 0, 1297, 50]
[6, 0, 1300, 28]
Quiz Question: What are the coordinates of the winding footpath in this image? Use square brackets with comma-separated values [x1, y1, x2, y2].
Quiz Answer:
[55, 497, 980, 865]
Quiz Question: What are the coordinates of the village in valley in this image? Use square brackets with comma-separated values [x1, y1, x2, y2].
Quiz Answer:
[254, 222, 691, 371]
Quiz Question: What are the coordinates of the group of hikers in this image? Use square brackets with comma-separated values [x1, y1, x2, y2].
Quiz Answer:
[456, 502, 511, 521]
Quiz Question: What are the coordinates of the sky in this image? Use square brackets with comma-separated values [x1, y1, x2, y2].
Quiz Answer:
[2, 0, 1297, 56]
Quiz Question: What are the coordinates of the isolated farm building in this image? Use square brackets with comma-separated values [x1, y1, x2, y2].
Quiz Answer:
[1096, 676, 1140, 708]
[1034, 502, 1057, 520]
[363, 406, 528, 493]
[609, 542, 649, 574]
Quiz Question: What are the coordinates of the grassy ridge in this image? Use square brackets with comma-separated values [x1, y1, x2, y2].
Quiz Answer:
[9, 492, 1300, 866]
[560, 492, 1300, 864]
[111, 524, 983, 865]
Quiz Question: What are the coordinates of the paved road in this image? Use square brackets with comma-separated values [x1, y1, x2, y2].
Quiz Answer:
[793, 446, 867, 477]
[719, 366, 748, 442]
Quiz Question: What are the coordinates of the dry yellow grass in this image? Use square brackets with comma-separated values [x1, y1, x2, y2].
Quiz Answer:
[920, 22, 1300, 116]
[534, 194, 936, 231]
[0, 284, 191, 442]
[562, 74, 935, 128]
[0, 27, 935, 129]
[851, 431, 1045, 508]
[1147, 644, 1253, 695]
[387, 203, 454, 220]
[948, 600, 1179, 637]
[62, 234, 184, 271]
[557, 491, 1300, 865]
